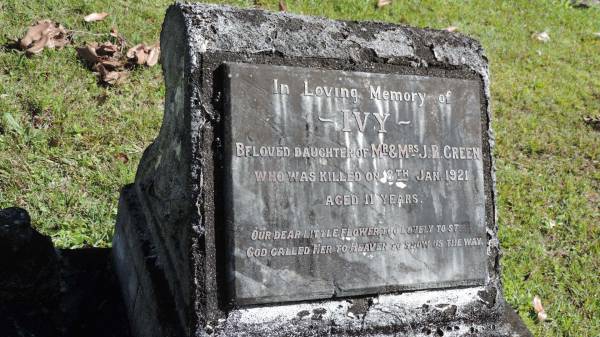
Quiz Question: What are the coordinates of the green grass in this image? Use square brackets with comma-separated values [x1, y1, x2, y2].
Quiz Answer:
[0, 1, 598, 336]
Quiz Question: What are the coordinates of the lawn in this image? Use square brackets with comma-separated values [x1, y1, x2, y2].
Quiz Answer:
[0, 0, 598, 336]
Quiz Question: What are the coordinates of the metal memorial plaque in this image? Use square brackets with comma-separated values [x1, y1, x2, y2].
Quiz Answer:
[222, 62, 487, 306]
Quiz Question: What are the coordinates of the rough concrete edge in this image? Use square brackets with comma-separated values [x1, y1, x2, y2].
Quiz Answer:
[163, 4, 215, 334]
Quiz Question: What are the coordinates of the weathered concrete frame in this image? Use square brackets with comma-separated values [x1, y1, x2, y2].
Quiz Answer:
[113, 3, 531, 337]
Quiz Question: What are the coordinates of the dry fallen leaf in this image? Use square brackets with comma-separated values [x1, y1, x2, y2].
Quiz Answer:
[98, 57, 126, 71]
[97, 63, 128, 85]
[19, 20, 70, 55]
[146, 44, 160, 67]
[377, 0, 392, 8]
[126, 43, 160, 67]
[533, 296, 548, 322]
[84, 12, 109, 23]
[572, 0, 600, 8]
[26, 35, 49, 55]
[115, 152, 129, 164]
[77, 42, 128, 85]
[127, 44, 148, 65]
[76, 32, 158, 85]
[96, 42, 119, 56]
[19, 20, 53, 50]
[125, 44, 139, 59]
[279, 0, 287, 12]
[445, 26, 459, 32]
[584, 115, 600, 131]
[532, 31, 550, 43]
[76, 44, 99, 64]
[45, 34, 69, 49]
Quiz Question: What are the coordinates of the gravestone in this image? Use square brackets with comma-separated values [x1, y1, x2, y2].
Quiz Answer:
[113, 3, 532, 337]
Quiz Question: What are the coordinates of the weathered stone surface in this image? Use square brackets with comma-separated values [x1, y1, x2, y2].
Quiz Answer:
[112, 3, 531, 337]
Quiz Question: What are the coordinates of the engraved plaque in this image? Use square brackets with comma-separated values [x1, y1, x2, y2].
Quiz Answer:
[222, 63, 487, 305]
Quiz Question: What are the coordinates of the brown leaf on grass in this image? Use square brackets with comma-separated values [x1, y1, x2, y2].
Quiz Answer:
[96, 42, 119, 56]
[445, 26, 459, 32]
[532, 31, 550, 43]
[77, 42, 127, 85]
[19, 20, 70, 55]
[98, 57, 126, 70]
[45, 34, 69, 49]
[26, 35, 49, 55]
[76, 34, 158, 85]
[76, 43, 99, 65]
[584, 115, 600, 131]
[97, 63, 128, 85]
[279, 0, 287, 12]
[19, 20, 52, 49]
[125, 44, 138, 59]
[146, 44, 160, 67]
[572, 0, 600, 8]
[377, 0, 392, 8]
[127, 44, 147, 65]
[84, 12, 109, 22]
[115, 152, 129, 164]
[77, 42, 122, 63]
[533, 296, 548, 322]
[126, 43, 160, 67]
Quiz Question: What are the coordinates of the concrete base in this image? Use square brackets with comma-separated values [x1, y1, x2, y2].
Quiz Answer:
[113, 185, 185, 337]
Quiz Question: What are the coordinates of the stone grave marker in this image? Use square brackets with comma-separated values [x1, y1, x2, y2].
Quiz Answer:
[113, 3, 532, 337]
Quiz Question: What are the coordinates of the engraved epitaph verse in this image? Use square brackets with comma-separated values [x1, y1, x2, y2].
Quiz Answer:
[223, 63, 487, 305]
